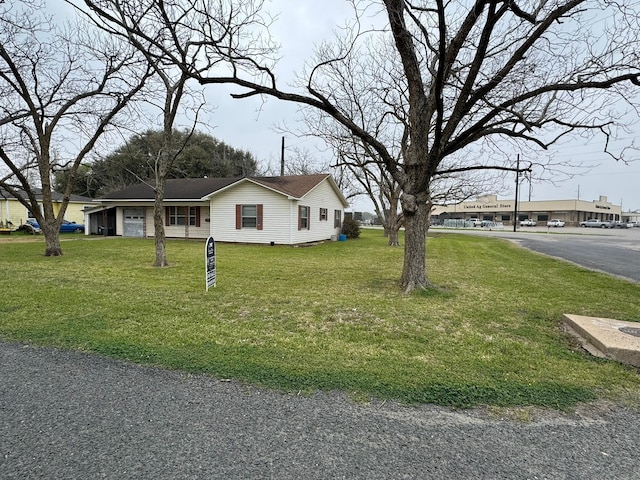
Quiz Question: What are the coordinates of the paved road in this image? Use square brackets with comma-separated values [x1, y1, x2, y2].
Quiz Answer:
[2, 341, 640, 479]
[438, 226, 640, 283]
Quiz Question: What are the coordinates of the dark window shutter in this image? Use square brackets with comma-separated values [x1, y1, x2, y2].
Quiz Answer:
[298, 205, 302, 230]
[195, 206, 201, 227]
[307, 207, 310, 230]
[257, 204, 263, 230]
[165, 207, 171, 226]
[236, 204, 242, 230]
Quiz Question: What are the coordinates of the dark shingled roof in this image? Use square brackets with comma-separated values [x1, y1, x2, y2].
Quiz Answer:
[99, 174, 335, 201]
[0, 187, 92, 203]
[99, 177, 242, 200]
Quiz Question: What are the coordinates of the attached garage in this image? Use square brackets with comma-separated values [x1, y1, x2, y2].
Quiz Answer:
[123, 208, 145, 237]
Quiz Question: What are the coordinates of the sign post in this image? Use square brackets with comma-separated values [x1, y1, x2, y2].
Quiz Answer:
[205, 236, 216, 290]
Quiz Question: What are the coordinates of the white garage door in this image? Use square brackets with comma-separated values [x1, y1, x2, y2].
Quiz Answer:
[123, 209, 145, 237]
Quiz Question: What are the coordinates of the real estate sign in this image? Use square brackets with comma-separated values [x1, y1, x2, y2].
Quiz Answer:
[205, 236, 216, 290]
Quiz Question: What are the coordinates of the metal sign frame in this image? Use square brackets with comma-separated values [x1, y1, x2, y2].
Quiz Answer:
[205, 236, 216, 290]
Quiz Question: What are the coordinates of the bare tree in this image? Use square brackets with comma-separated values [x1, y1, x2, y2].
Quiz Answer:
[75, 0, 209, 267]
[0, 1, 150, 256]
[294, 34, 509, 246]
[78, 0, 277, 265]
[80, 0, 640, 292]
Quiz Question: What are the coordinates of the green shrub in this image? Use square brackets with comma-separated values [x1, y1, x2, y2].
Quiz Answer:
[341, 216, 361, 238]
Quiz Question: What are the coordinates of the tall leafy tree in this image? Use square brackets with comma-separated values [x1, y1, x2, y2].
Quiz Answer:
[87, 130, 258, 194]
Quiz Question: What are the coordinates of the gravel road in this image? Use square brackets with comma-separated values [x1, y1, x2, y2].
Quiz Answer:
[2, 341, 640, 479]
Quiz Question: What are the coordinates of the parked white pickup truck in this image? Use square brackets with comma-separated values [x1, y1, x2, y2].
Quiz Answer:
[579, 219, 612, 228]
[547, 219, 565, 227]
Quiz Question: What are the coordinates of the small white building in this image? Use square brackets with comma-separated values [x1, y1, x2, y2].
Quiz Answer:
[86, 174, 349, 245]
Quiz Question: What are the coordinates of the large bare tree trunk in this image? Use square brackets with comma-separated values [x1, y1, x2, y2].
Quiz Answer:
[399, 192, 430, 292]
[40, 157, 64, 257]
[43, 226, 63, 256]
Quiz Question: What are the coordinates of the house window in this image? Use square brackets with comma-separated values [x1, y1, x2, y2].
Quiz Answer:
[319, 208, 328, 221]
[334, 209, 342, 228]
[235, 204, 263, 230]
[298, 205, 310, 230]
[166, 206, 200, 226]
[242, 205, 257, 228]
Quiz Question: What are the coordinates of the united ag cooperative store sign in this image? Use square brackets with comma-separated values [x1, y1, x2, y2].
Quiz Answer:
[205, 236, 216, 291]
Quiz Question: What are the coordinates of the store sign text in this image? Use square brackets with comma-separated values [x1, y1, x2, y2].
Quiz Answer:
[464, 203, 513, 210]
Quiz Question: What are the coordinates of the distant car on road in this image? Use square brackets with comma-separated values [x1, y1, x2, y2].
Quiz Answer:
[519, 219, 537, 227]
[547, 219, 565, 227]
[611, 221, 629, 229]
[24, 219, 85, 233]
[579, 219, 612, 229]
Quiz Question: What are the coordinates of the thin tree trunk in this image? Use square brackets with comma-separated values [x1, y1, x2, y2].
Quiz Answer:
[386, 208, 401, 246]
[386, 190, 402, 246]
[388, 228, 400, 246]
[153, 180, 168, 267]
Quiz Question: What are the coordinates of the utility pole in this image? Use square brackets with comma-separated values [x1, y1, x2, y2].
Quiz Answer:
[513, 154, 520, 233]
[280, 136, 285, 177]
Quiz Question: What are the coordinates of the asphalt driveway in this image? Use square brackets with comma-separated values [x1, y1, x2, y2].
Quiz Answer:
[2, 341, 640, 479]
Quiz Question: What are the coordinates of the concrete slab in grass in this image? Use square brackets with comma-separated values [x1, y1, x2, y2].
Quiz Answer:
[564, 314, 640, 367]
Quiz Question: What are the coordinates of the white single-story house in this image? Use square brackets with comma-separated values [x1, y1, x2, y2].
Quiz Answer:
[85, 174, 350, 244]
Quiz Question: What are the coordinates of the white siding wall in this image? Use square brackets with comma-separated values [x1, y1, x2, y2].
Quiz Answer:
[209, 179, 344, 245]
[115, 207, 124, 235]
[144, 208, 154, 237]
[292, 179, 344, 244]
[150, 204, 210, 239]
[210, 182, 292, 244]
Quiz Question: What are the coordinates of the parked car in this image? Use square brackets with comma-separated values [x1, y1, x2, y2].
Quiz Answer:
[24, 219, 85, 233]
[519, 219, 537, 227]
[547, 219, 565, 227]
[611, 221, 629, 229]
[469, 218, 482, 227]
[579, 219, 612, 229]
[17, 220, 41, 234]
[629, 221, 640, 228]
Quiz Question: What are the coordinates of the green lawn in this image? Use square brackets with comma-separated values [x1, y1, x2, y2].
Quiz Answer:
[1, 229, 639, 408]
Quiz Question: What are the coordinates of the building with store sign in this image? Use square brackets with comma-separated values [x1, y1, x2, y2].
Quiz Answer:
[431, 195, 621, 227]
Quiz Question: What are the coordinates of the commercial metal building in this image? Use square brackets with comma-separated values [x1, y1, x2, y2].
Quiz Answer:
[432, 195, 622, 227]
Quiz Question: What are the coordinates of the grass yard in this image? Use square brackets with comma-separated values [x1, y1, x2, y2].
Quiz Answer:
[1, 229, 640, 408]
